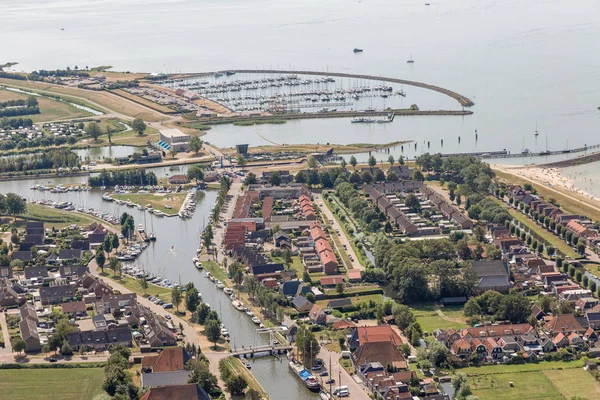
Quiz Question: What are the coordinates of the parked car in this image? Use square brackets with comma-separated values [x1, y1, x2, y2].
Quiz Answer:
[326, 378, 335, 385]
[320, 371, 329, 376]
[312, 364, 322, 371]
[49, 357, 57, 363]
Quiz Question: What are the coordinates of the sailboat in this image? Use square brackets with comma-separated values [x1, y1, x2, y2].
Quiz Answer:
[148, 213, 157, 241]
[539, 132, 550, 155]
[534, 120, 539, 137]
[407, 53, 414, 64]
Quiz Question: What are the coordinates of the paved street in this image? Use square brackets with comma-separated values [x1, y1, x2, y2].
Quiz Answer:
[313, 193, 364, 271]
[318, 347, 369, 399]
[0, 312, 14, 360]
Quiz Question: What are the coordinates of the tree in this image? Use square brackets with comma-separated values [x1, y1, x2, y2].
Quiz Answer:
[340, 158, 347, 170]
[307, 156, 318, 169]
[374, 169, 386, 182]
[463, 298, 482, 317]
[296, 328, 320, 368]
[237, 155, 248, 170]
[405, 194, 421, 213]
[85, 122, 101, 142]
[12, 337, 27, 355]
[47, 334, 62, 354]
[349, 155, 357, 170]
[187, 165, 205, 184]
[194, 303, 210, 324]
[336, 282, 344, 294]
[95, 247, 105, 273]
[131, 118, 147, 136]
[577, 239, 586, 255]
[108, 256, 121, 276]
[171, 286, 183, 312]
[105, 125, 112, 146]
[205, 319, 221, 348]
[388, 155, 395, 166]
[271, 171, 282, 186]
[139, 275, 148, 296]
[498, 293, 530, 323]
[392, 304, 416, 330]
[61, 342, 73, 356]
[368, 155, 377, 168]
[412, 170, 424, 181]
[225, 375, 248, 395]
[3, 193, 26, 216]
[188, 135, 203, 155]
[185, 287, 200, 313]
[169, 146, 178, 159]
[244, 172, 257, 185]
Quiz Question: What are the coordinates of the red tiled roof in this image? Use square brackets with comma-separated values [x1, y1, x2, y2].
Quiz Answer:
[356, 325, 403, 346]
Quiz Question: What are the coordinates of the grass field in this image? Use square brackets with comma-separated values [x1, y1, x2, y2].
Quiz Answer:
[203, 260, 230, 284]
[316, 293, 383, 308]
[411, 304, 468, 333]
[103, 273, 170, 297]
[0, 368, 108, 400]
[469, 371, 562, 400]
[0, 78, 168, 122]
[0, 88, 91, 122]
[112, 193, 185, 214]
[271, 255, 303, 277]
[461, 359, 584, 375]
[507, 207, 578, 258]
[17, 203, 104, 229]
[543, 368, 600, 399]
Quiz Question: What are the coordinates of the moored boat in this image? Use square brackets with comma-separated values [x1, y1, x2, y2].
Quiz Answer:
[289, 361, 321, 392]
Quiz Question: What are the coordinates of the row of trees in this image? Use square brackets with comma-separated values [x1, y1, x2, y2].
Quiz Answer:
[0, 148, 80, 173]
[103, 345, 139, 399]
[88, 169, 158, 187]
[0, 132, 79, 151]
[0, 96, 39, 118]
[0, 116, 34, 129]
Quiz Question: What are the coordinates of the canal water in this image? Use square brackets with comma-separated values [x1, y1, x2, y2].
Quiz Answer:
[0, 176, 318, 399]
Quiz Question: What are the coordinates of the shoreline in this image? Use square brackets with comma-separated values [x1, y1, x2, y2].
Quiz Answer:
[494, 164, 598, 201]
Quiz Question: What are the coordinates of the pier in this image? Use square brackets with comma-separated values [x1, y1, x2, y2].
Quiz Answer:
[479, 143, 600, 159]
[231, 344, 293, 358]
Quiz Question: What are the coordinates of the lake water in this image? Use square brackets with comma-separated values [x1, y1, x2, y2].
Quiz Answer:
[3, 0, 600, 156]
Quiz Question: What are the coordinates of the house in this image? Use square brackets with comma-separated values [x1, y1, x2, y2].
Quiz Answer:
[584, 327, 599, 343]
[145, 314, 177, 347]
[568, 332, 585, 349]
[60, 265, 89, 280]
[349, 325, 403, 351]
[24, 234, 44, 246]
[471, 260, 510, 293]
[332, 319, 356, 331]
[24, 266, 49, 280]
[552, 332, 569, 348]
[61, 300, 87, 317]
[39, 284, 76, 305]
[11, 250, 33, 262]
[139, 384, 211, 400]
[347, 269, 362, 282]
[20, 303, 38, 323]
[279, 280, 310, 298]
[58, 249, 82, 260]
[167, 175, 189, 185]
[273, 231, 290, 248]
[451, 339, 472, 359]
[67, 327, 133, 350]
[20, 317, 41, 352]
[327, 298, 353, 309]
[71, 240, 90, 251]
[484, 337, 504, 360]
[292, 295, 314, 313]
[320, 275, 344, 288]
[309, 304, 327, 325]
[544, 314, 585, 334]
[0, 278, 23, 306]
[26, 221, 45, 235]
[101, 293, 137, 314]
[586, 311, 600, 329]
[0, 266, 12, 279]
[251, 263, 285, 276]
[141, 347, 192, 388]
[353, 342, 407, 372]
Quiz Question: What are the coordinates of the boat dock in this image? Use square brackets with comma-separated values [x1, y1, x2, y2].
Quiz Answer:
[231, 344, 292, 358]
[438, 143, 600, 159]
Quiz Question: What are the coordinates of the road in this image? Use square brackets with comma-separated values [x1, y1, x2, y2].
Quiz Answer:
[313, 193, 363, 271]
[318, 347, 369, 399]
[0, 312, 13, 359]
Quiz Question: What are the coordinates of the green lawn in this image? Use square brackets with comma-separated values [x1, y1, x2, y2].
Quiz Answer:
[272, 255, 303, 277]
[203, 260, 230, 283]
[411, 304, 468, 333]
[507, 207, 578, 258]
[469, 371, 562, 400]
[17, 203, 108, 229]
[542, 368, 600, 399]
[316, 293, 383, 308]
[460, 359, 584, 375]
[102, 273, 170, 297]
[0, 88, 92, 122]
[111, 193, 185, 214]
[0, 368, 107, 400]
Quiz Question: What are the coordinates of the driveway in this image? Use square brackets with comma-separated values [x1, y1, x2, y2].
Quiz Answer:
[313, 193, 363, 271]
[0, 312, 14, 359]
[317, 347, 369, 399]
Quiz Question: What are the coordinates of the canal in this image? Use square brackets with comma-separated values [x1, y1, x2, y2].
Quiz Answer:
[2, 174, 319, 399]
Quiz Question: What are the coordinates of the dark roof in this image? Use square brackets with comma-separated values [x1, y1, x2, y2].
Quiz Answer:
[251, 263, 284, 275]
[67, 326, 132, 348]
[11, 251, 32, 261]
[59, 265, 89, 279]
[24, 266, 48, 279]
[327, 298, 353, 309]
[472, 260, 509, 278]
[0, 266, 13, 279]
[280, 280, 303, 297]
[59, 249, 82, 260]
[39, 284, 75, 301]
[292, 295, 314, 311]
[24, 234, 44, 246]
[71, 240, 90, 250]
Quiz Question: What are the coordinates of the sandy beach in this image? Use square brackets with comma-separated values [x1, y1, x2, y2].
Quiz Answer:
[494, 164, 598, 201]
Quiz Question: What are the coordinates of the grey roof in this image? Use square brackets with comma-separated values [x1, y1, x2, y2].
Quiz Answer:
[11, 251, 32, 261]
[327, 298, 353, 308]
[141, 371, 192, 388]
[292, 295, 313, 311]
[472, 260, 509, 278]
[479, 276, 510, 288]
[59, 249, 82, 259]
[24, 266, 48, 279]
